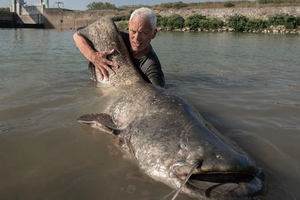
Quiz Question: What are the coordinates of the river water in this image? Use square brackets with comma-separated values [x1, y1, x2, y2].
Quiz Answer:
[0, 29, 299, 200]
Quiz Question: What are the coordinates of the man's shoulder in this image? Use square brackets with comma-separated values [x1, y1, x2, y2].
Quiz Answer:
[120, 31, 130, 51]
[147, 48, 161, 66]
[120, 31, 129, 40]
[139, 48, 161, 72]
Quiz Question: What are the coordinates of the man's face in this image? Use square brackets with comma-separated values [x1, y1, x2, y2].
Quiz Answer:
[129, 16, 157, 56]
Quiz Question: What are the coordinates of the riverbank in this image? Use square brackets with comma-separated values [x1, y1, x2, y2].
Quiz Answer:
[42, 6, 300, 34]
[1, 5, 300, 33]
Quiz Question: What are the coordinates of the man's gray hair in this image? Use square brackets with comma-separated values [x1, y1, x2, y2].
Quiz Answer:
[129, 7, 157, 31]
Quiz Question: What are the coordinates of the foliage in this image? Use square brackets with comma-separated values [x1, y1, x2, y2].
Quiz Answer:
[223, 2, 235, 7]
[184, 14, 223, 30]
[208, 18, 224, 29]
[115, 21, 128, 30]
[0, 7, 10, 12]
[245, 18, 267, 31]
[184, 14, 207, 30]
[157, 15, 169, 27]
[160, 1, 188, 9]
[167, 14, 185, 30]
[258, 0, 282, 3]
[297, 16, 300, 26]
[111, 14, 130, 22]
[227, 14, 249, 32]
[86, 2, 116, 10]
[118, 4, 149, 9]
[268, 14, 299, 29]
[226, 14, 299, 32]
[111, 12, 300, 33]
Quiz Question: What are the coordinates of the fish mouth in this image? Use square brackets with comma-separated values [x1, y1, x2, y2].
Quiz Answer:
[186, 172, 265, 198]
[172, 164, 265, 198]
[188, 172, 256, 184]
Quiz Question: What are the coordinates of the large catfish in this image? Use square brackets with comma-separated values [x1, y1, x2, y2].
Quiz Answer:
[77, 18, 265, 199]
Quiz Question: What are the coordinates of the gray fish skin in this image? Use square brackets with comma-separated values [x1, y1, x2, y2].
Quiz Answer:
[78, 18, 144, 86]
[77, 18, 265, 200]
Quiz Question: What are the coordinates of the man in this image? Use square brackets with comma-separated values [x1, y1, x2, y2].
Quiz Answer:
[73, 7, 165, 88]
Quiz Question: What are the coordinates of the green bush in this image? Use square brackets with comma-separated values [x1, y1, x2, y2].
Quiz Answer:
[185, 14, 223, 30]
[86, 2, 116, 10]
[0, 7, 10, 12]
[111, 14, 130, 22]
[157, 15, 169, 27]
[297, 16, 300, 26]
[208, 18, 224, 29]
[245, 18, 267, 31]
[167, 14, 185, 30]
[160, 1, 188, 9]
[258, 0, 282, 3]
[115, 21, 128, 30]
[223, 2, 235, 7]
[227, 14, 249, 32]
[268, 14, 298, 29]
[184, 14, 207, 30]
[156, 13, 299, 33]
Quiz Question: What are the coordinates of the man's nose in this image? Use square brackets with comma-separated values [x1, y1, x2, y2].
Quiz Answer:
[134, 32, 142, 40]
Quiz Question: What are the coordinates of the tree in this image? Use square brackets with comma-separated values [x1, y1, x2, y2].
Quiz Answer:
[0, 7, 10, 12]
[87, 2, 116, 10]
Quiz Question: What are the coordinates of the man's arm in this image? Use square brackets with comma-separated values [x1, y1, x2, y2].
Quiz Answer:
[146, 64, 165, 88]
[73, 32, 118, 80]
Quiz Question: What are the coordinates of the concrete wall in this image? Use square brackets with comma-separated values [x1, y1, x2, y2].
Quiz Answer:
[17, 14, 43, 24]
[21, 5, 43, 15]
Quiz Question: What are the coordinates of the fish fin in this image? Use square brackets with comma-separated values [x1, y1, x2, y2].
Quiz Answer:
[77, 113, 120, 135]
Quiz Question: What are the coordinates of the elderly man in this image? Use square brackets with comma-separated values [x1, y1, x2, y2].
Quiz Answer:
[73, 7, 165, 88]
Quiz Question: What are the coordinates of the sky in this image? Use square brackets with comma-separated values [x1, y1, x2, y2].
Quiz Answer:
[1, 0, 224, 10]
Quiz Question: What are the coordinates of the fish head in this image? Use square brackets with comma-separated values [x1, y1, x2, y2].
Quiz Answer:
[166, 124, 266, 199]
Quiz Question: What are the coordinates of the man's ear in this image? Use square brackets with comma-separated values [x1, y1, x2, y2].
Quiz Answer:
[152, 28, 157, 39]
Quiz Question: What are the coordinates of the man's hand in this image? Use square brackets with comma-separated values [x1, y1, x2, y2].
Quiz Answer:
[90, 49, 118, 81]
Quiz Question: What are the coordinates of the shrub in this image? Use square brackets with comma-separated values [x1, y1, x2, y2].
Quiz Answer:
[296, 16, 300, 26]
[258, 0, 282, 3]
[86, 2, 116, 10]
[208, 18, 224, 29]
[268, 14, 298, 29]
[227, 14, 249, 32]
[160, 1, 188, 9]
[157, 15, 169, 27]
[223, 2, 235, 7]
[116, 21, 128, 30]
[0, 7, 10, 12]
[245, 18, 267, 31]
[184, 14, 207, 30]
[185, 14, 224, 30]
[111, 14, 130, 22]
[167, 14, 185, 30]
